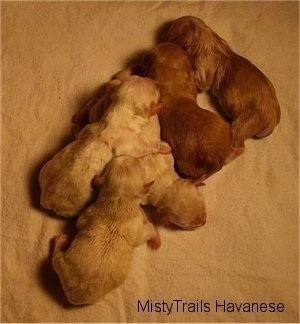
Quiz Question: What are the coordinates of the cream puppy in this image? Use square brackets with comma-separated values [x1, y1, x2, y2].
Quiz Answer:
[52, 156, 160, 305]
[39, 76, 170, 218]
[73, 71, 207, 230]
[166, 16, 281, 153]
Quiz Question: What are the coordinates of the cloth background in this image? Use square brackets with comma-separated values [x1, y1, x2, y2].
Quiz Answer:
[1, 1, 299, 323]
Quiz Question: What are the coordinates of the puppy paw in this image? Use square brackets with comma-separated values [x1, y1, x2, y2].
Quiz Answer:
[162, 215, 171, 228]
[229, 145, 245, 162]
[147, 234, 161, 250]
[54, 234, 68, 248]
[190, 176, 206, 187]
[158, 142, 172, 154]
[92, 174, 104, 189]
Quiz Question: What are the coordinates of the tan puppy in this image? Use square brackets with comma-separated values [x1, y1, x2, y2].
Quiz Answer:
[73, 72, 207, 230]
[166, 16, 281, 152]
[39, 76, 170, 218]
[52, 156, 160, 305]
[144, 42, 233, 184]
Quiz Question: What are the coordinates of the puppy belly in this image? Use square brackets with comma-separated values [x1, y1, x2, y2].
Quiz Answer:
[40, 140, 113, 216]
[40, 180, 95, 217]
[55, 250, 132, 304]
[64, 278, 124, 305]
[40, 160, 109, 217]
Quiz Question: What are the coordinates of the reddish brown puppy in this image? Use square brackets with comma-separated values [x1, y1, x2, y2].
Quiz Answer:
[144, 42, 234, 184]
[166, 16, 281, 155]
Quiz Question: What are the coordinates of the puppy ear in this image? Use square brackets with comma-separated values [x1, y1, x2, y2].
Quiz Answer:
[149, 102, 162, 116]
[168, 21, 196, 54]
[142, 180, 155, 194]
[179, 23, 196, 53]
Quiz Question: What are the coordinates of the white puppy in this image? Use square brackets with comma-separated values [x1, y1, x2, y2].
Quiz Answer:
[52, 156, 160, 305]
[39, 76, 170, 218]
[73, 70, 207, 230]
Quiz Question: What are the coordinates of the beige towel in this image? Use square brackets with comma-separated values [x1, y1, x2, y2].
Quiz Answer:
[2, 1, 298, 322]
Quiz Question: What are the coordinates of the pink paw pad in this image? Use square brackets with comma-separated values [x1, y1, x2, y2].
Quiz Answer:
[159, 142, 172, 154]
[55, 234, 68, 247]
[148, 235, 161, 250]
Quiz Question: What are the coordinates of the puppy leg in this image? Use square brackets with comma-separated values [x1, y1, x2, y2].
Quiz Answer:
[52, 234, 68, 271]
[113, 65, 146, 81]
[135, 214, 161, 250]
[88, 94, 112, 124]
[255, 124, 276, 138]
[114, 140, 171, 157]
[53, 234, 68, 253]
[225, 145, 245, 164]
[225, 112, 267, 163]
[72, 98, 98, 138]
[231, 113, 264, 149]
[136, 140, 171, 155]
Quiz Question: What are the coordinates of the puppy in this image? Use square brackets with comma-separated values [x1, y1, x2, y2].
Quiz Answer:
[166, 16, 281, 153]
[144, 42, 233, 184]
[52, 156, 160, 305]
[139, 116, 207, 230]
[74, 72, 207, 230]
[39, 76, 170, 218]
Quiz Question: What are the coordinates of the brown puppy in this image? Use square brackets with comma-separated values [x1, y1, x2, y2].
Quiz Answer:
[166, 16, 281, 153]
[144, 42, 233, 184]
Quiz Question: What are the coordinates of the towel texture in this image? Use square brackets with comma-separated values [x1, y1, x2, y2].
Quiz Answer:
[1, 1, 299, 322]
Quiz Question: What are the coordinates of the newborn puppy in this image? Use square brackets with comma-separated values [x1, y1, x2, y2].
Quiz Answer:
[139, 115, 207, 229]
[52, 156, 160, 305]
[166, 16, 281, 153]
[144, 42, 233, 184]
[74, 72, 207, 230]
[39, 76, 170, 218]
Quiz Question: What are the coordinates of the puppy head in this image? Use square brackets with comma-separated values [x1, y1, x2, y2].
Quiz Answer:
[166, 16, 203, 55]
[144, 42, 192, 71]
[143, 42, 197, 96]
[166, 16, 229, 56]
[157, 179, 207, 230]
[95, 156, 154, 200]
[111, 75, 161, 119]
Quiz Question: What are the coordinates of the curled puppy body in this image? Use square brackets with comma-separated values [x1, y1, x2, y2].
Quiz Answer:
[39, 76, 170, 218]
[144, 42, 233, 183]
[166, 16, 281, 152]
[52, 156, 160, 305]
[74, 76, 207, 230]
